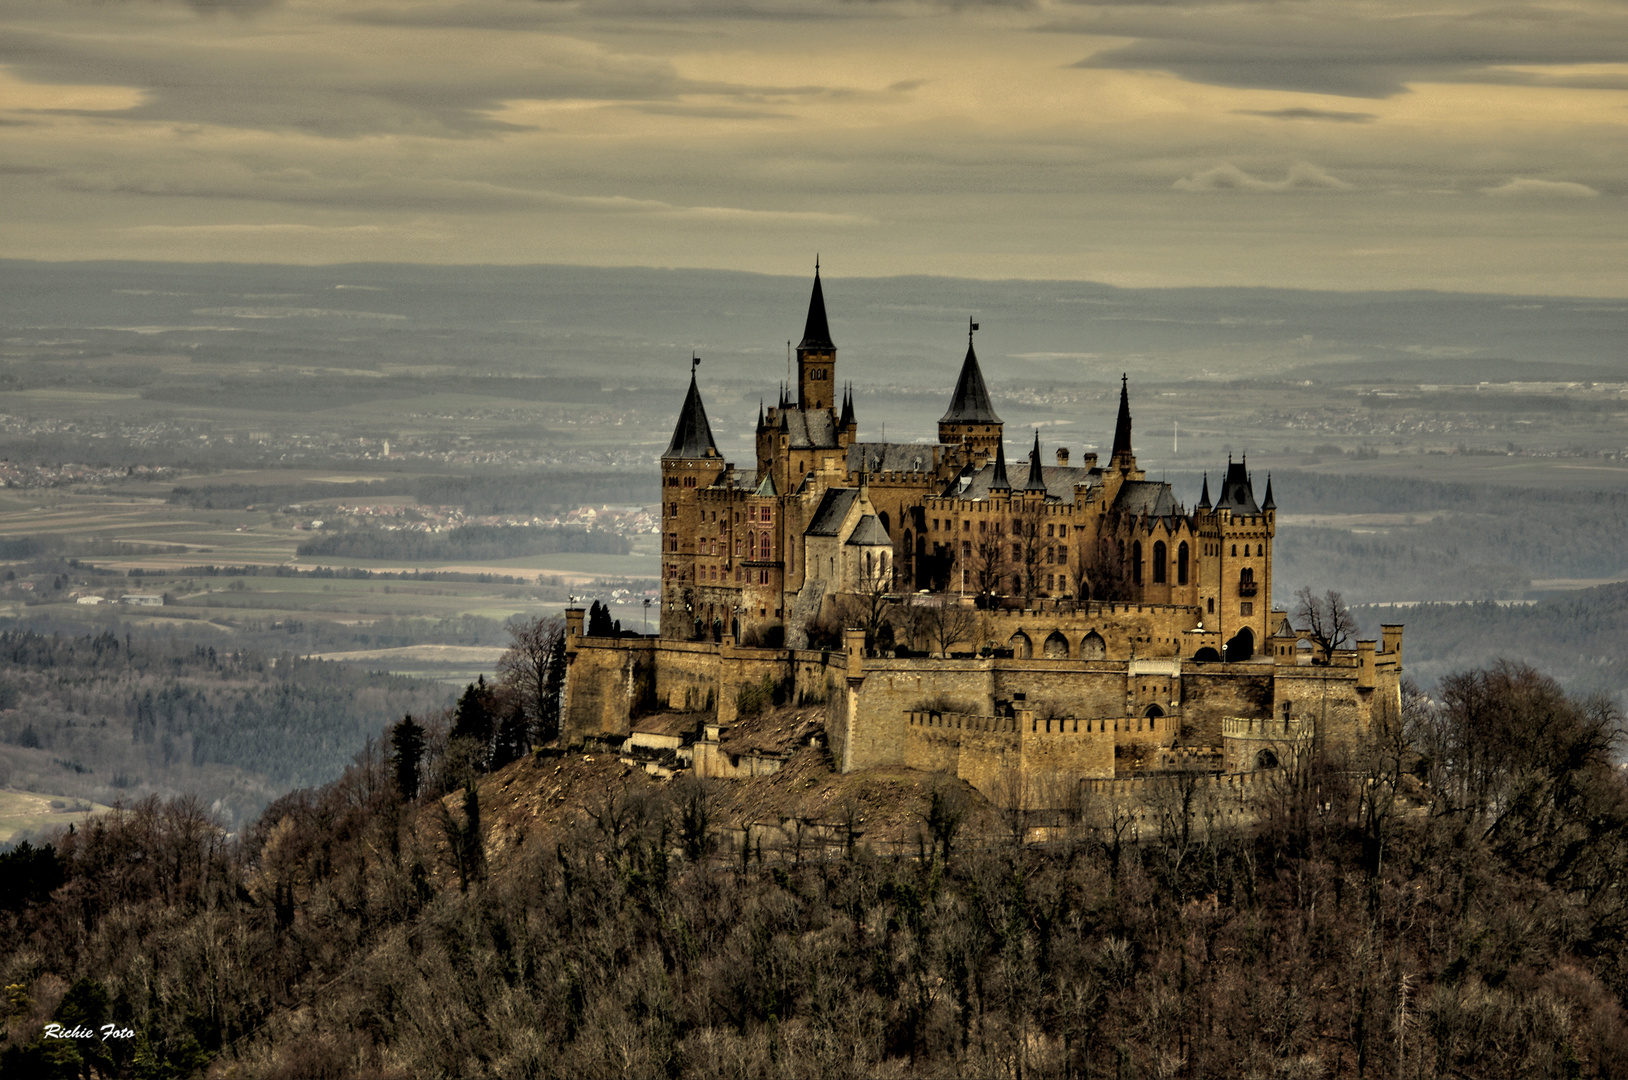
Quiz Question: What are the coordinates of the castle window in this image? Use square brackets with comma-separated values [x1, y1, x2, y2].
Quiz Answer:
[1047, 524, 1055, 537]
[734, 540, 741, 556]
[1012, 544, 1021, 561]
[1240, 602, 1253, 616]
[760, 531, 771, 556]
[748, 534, 756, 558]
[1153, 541, 1167, 583]
[748, 507, 756, 522]
[1132, 541, 1143, 585]
[962, 541, 971, 558]
[1231, 544, 1237, 556]
[1013, 574, 1022, 593]
[1047, 574, 1055, 590]
[979, 520, 986, 533]
[1177, 542, 1189, 585]
[1208, 598, 1215, 613]
[963, 520, 970, 532]
[1059, 524, 1068, 538]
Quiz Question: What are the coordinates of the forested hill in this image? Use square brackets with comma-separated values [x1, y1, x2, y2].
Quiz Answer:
[0, 631, 452, 830]
[1357, 581, 1628, 708]
[295, 523, 628, 562]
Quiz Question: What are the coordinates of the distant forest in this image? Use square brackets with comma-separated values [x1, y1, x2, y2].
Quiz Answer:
[1358, 582, 1628, 708]
[168, 470, 651, 516]
[295, 523, 628, 561]
[0, 630, 451, 830]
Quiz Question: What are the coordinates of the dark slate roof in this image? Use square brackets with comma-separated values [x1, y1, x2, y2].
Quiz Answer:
[847, 442, 937, 473]
[1261, 475, 1276, 511]
[845, 513, 892, 547]
[1112, 480, 1180, 519]
[804, 487, 858, 537]
[838, 383, 855, 428]
[663, 372, 718, 459]
[1197, 473, 1212, 509]
[939, 340, 1001, 425]
[798, 267, 835, 350]
[948, 461, 1096, 501]
[1110, 374, 1133, 460]
[988, 439, 1011, 492]
[1023, 431, 1048, 492]
[785, 409, 839, 449]
[1214, 458, 1260, 515]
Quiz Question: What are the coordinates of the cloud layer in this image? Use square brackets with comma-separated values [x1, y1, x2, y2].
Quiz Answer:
[0, 0, 1624, 294]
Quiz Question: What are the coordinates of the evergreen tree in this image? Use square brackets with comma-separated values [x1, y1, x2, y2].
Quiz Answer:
[389, 714, 426, 801]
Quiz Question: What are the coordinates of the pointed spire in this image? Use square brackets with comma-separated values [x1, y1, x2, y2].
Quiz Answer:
[940, 323, 1001, 424]
[1110, 373, 1133, 463]
[797, 261, 835, 350]
[663, 368, 718, 459]
[756, 399, 765, 434]
[989, 438, 1011, 492]
[1262, 474, 1276, 511]
[1198, 472, 1212, 509]
[1024, 431, 1048, 493]
[839, 382, 855, 429]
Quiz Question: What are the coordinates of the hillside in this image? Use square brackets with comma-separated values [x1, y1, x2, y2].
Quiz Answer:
[2, 664, 1625, 1079]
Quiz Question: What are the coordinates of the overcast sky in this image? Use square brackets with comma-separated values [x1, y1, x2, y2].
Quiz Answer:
[3, 0, 1626, 294]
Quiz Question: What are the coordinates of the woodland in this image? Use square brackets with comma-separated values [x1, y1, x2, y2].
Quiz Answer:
[1, 657, 1625, 1079]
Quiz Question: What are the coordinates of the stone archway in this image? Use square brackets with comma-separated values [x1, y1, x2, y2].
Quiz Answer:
[1043, 631, 1070, 659]
[1193, 646, 1221, 663]
[1009, 631, 1033, 659]
[1144, 704, 1165, 719]
[1080, 630, 1106, 660]
[1256, 747, 1279, 770]
[1224, 627, 1255, 662]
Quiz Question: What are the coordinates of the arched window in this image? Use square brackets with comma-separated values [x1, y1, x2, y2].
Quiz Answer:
[879, 511, 890, 536]
[760, 530, 770, 557]
[747, 533, 756, 559]
[1152, 541, 1167, 584]
[1177, 542, 1189, 585]
[1043, 631, 1069, 658]
[1132, 541, 1143, 585]
[1081, 631, 1106, 660]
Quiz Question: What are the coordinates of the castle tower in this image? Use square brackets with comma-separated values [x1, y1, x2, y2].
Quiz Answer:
[939, 320, 1002, 464]
[1194, 456, 1273, 660]
[796, 263, 836, 411]
[660, 364, 726, 639]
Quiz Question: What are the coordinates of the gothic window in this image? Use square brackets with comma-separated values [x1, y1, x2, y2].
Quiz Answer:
[1059, 524, 1068, 538]
[1132, 541, 1143, 585]
[1153, 541, 1167, 583]
[1177, 542, 1189, 585]
[1231, 544, 1237, 556]
[760, 531, 771, 557]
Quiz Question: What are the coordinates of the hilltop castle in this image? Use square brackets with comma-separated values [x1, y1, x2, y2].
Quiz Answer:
[564, 269, 1403, 806]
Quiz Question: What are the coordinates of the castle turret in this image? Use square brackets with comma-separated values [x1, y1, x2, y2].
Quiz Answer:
[938, 319, 1002, 463]
[988, 438, 1012, 493]
[796, 263, 836, 411]
[1110, 373, 1135, 473]
[1023, 431, 1048, 494]
[661, 365, 726, 639]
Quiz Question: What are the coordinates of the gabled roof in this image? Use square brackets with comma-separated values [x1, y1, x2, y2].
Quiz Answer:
[940, 337, 1001, 425]
[798, 265, 835, 350]
[1110, 374, 1133, 461]
[845, 513, 892, 547]
[1112, 480, 1179, 519]
[663, 371, 718, 459]
[1214, 457, 1260, 515]
[805, 487, 859, 537]
[784, 409, 839, 449]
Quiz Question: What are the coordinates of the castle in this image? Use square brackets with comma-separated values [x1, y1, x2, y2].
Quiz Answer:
[563, 268, 1403, 807]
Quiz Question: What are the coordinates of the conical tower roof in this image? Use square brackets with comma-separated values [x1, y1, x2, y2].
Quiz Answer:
[1198, 472, 1212, 509]
[989, 439, 1011, 492]
[663, 370, 718, 459]
[940, 325, 1001, 425]
[1262, 474, 1275, 510]
[1110, 373, 1133, 460]
[798, 263, 835, 350]
[1024, 431, 1048, 493]
[839, 383, 855, 428]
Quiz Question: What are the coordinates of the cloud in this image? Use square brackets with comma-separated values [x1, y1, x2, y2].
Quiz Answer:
[1481, 178, 1600, 198]
[1173, 162, 1353, 192]
[1059, 1, 1628, 99]
[1234, 108, 1376, 123]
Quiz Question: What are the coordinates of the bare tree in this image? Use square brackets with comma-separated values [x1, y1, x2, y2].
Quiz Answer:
[1295, 587, 1357, 660]
[1076, 532, 1133, 603]
[971, 533, 1007, 609]
[914, 598, 978, 658]
[839, 550, 897, 654]
[496, 615, 566, 745]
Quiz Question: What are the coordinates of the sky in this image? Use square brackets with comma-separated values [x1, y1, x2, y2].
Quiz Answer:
[2, 0, 1627, 295]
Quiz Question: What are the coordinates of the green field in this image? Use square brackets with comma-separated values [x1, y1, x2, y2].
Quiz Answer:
[0, 788, 113, 845]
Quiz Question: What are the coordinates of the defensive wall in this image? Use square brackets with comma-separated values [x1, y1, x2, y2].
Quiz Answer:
[561, 607, 1404, 809]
